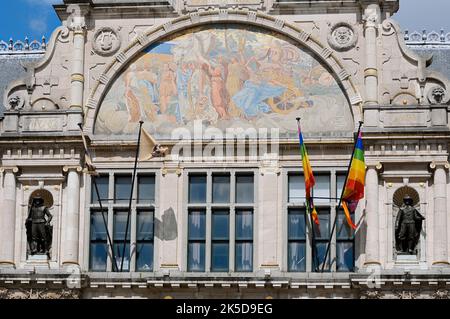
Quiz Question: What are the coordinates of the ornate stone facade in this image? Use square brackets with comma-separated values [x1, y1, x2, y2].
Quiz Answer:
[1, 0, 450, 299]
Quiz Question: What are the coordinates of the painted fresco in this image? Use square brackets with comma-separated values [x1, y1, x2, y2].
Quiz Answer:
[95, 25, 354, 137]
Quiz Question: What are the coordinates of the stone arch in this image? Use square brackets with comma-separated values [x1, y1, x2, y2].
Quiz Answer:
[392, 185, 420, 208]
[28, 189, 54, 208]
[84, 9, 363, 134]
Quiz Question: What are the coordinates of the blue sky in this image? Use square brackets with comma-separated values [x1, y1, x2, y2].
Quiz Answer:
[0, 0, 449, 42]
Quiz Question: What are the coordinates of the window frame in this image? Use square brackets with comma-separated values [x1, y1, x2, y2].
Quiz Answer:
[284, 168, 356, 273]
[184, 169, 257, 273]
[87, 170, 158, 272]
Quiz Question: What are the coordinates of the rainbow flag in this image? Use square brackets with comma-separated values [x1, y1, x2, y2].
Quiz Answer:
[298, 123, 319, 225]
[298, 125, 315, 199]
[341, 131, 365, 229]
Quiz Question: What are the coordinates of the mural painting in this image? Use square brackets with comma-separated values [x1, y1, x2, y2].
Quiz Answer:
[95, 25, 353, 137]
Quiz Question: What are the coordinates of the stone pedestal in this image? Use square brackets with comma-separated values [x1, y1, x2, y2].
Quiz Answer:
[394, 254, 420, 269]
[25, 254, 50, 270]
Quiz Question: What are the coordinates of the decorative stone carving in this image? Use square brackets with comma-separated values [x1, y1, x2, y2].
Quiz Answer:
[427, 85, 447, 104]
[0, 288, 80, 299]
[433, 289, 450, 299]
[93, 27, 121, 56]
[328, 23, 358, 51]
[8, 94, 25, 110]
[361, 290, 383, 299]
[395, 290, 419, 299]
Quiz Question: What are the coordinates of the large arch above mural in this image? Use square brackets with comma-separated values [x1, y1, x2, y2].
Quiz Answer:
[85, 9, 363, 139]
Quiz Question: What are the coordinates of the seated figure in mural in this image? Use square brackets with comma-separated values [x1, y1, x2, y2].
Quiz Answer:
[395, 195, 425, 255]
[26, 196, 53, 257]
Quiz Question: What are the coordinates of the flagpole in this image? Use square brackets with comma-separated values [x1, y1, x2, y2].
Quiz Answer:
[296, 118, 319, 272]
[320, 121, 363, 273]
[77, 123, 119, 272]
[120, 120, 144, 272]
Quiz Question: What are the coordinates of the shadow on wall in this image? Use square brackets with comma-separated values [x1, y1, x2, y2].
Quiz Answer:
[155, 207, 178, 241]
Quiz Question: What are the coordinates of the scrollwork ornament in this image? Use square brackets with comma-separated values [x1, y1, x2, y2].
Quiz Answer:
[395, 290, 419, 299]
[93, 27, 121, 57]
[328, 22, 358, 51]
[433, 289, 450, 299]
[361, 290, 383, 299]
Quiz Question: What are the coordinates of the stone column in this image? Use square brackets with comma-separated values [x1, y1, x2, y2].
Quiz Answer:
[62, 166, 82, 267]
[0, 167, 18, 268]
[431, 162, 449, 266]
[67, 4, 89, 131]
[258, 163, 280, 270]
[364, 164, 381, 267]
[363, 4, 380, 106]
[159, 166, 182, 272]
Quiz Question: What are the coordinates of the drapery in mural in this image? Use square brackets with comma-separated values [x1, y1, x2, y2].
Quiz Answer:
[95, 25, 353, 137]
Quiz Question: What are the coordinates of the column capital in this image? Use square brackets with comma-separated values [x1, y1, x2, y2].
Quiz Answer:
[429, 161, 449, 171]
[0, 166, 19, 174]
[63, 166, 83, 174]
[366, 162, 383, 172]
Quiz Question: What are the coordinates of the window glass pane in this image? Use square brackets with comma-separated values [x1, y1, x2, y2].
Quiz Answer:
[337, 242, 354, 272]
[89, 243, 107, 271]
[337, 210, 354, 240]
[188, 242, 205, 271]
[188, 211, 206, 240]
[114, 211, 131, 240]
[212, 211, 229, 240]
[337, 174, 346, 199]
[113, 243, 130, 271]
[137, 211, 154, 241]
[138, 175, 155, 204]
[91, 175, 109, 204]
[235, 242, 253, 272]
[316, 242, 331, 271]
[90, 211, 108, 240]
[115, 175, 132, 204]
[236, 210, 253, 240]
[189, 175, 207, 203]
[314, 175, 330, 203]
[212, 174, 230, 203]
[288, 174, 305, 203]
[288, 242, 306, 272]
[236, 174, 254, 203]
[313, 210, 330, 240]
[136, 243, 153, 271]
[288, 209, 306, 240]
[211, 243, 229, 272]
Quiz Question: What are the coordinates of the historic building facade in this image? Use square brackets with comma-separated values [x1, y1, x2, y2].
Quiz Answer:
[1, 0, 450, 299]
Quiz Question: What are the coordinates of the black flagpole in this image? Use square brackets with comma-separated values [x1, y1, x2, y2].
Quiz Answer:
[296, 118, 319, 272]
[321, 121, 363, 272]
[120, 120, 144, 272]
[77, 123, 119, 272]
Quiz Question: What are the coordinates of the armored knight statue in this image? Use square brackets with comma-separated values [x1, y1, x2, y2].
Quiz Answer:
[395, 195, 425, 254]
[26, 196, 53, 257]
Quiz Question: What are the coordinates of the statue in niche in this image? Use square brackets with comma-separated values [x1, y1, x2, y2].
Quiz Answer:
[395, 195, 425, 255]
[26, 196, 53, 257]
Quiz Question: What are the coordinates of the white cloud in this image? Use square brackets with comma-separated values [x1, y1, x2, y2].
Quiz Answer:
[29, 18, 49, 35]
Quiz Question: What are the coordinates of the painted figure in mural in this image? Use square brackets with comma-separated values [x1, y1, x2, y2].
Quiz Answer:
[395, 195, 425, 254]
[124, 66, 143, 122]
[204, 57, 229, 119]
[225, 56, 249, 117]
[159, 63, 177, 117]
[26, 196, 53, 257]
[176, 62, 194, 123]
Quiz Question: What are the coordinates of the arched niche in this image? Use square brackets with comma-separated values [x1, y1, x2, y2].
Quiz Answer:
[84, 10, 362, 139]
[392, 186, 424, 262]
